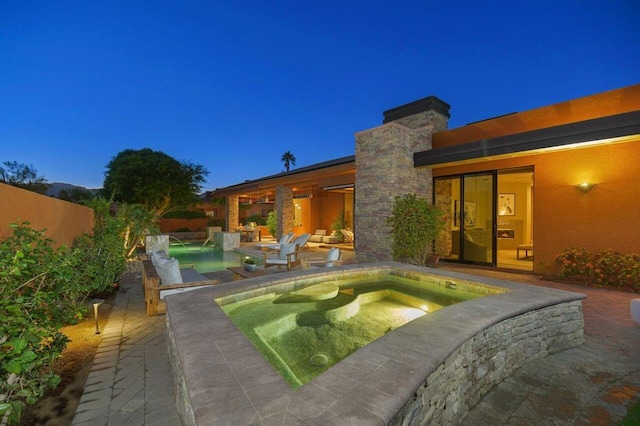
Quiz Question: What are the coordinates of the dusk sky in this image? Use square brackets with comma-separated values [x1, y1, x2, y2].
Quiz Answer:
[2, 1, 638, 191]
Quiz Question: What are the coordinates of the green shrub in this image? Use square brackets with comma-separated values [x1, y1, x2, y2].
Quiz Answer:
[0, 218, 127, 424]
[0, 223, 79, 424]
[266, 211, 277, 237]
[556, 248, 640, 292]
[387, 194, 447, 267]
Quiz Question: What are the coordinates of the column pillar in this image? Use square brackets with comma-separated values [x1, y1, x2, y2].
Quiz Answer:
[226, 195, 239, 232]
[275, 186, 294, 240]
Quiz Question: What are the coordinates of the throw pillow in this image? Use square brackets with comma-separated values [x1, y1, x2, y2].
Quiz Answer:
[155, 257, 183, 285]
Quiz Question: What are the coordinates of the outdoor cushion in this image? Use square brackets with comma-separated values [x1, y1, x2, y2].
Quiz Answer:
[326, 247, 340, 267]
[309, 230, 326, 243]
[155, 257, 183, 285]
[278, 243, 297, 261]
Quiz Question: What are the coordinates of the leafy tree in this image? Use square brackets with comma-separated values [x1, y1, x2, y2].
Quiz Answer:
[281, 151, 296, 172]
[103, 148, 208, 217]
[0, 161, 49, 194]
[58, 187, 96, 204]
[386, 194, 447, 267]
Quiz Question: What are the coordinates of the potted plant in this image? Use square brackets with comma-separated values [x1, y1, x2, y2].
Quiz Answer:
[331, 211, 347, 242]
[243, 257, 257, 272]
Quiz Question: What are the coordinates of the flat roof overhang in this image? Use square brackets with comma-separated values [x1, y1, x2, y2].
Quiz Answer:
[414, 111, 640, 168]
[210, 155, 355, 197]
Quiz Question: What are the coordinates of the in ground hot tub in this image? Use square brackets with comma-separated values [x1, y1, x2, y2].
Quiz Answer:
[166, 262, 585, 425]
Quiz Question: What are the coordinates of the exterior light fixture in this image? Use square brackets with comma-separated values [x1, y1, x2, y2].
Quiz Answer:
[91, 298, 105, 334]
[576, 182, 596, 193]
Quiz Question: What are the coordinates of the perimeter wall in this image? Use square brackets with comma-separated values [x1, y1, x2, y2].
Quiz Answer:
[0, 183, 94, 248]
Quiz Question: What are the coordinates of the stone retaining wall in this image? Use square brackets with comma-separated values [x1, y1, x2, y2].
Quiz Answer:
[165, 263, 585, 425]
[391, 301, 584, 425]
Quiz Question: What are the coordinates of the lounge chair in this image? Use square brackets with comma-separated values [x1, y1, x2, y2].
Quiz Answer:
[309, 229, 326, 243]
[256, 232, 295, 251]
[304, 247, 343, 268]
[290, 233, 311, 249]
[263, 243, 301, 271]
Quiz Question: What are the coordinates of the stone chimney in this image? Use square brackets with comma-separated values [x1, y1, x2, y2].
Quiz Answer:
[354, 95, 450, 263]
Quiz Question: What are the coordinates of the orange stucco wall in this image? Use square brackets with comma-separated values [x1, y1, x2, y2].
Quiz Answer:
[434, 84, 640, 148]
[0, 183, 94, 248]
[433, 140, 640, 273]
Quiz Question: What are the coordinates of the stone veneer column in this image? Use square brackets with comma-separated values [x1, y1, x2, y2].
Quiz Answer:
[355, 96, 450, 263]
[275, 185, 294, 240]
[226, 195, 239, 231]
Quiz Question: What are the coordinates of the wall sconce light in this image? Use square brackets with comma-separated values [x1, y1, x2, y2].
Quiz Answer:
[576, 182, 596, 193]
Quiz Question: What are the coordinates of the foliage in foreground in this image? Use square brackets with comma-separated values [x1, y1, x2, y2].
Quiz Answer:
[621, 398, 640, 425]
[0, 216, 127, 424]
[556, 248, 640, 292]
[387, 194, 447, 267]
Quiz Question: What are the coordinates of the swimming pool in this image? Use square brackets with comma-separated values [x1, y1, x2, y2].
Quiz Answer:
[218, 274, 503, 387]
[168, 241, 247, 272]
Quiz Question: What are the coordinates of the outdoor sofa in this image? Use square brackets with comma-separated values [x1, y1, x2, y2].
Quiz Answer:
[142, 250, 218, 316]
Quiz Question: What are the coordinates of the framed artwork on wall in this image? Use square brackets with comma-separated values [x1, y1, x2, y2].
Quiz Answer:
[498, 193, 515, 216]
[454, 200, 477, 227]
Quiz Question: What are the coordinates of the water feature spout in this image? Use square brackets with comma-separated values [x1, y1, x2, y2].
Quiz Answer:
[168, 236, 188, 249]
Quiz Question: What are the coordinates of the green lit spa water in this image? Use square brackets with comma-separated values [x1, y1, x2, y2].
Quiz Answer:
[168, 242, 244, 273]
[217, 274, 500, 388]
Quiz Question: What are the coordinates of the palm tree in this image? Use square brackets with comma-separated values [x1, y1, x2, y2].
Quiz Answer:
[281, 151, 296, 172]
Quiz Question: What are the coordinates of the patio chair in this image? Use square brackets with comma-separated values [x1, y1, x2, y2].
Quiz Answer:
[263, 243, 301, 271]
[256, 232, 295, 251]
[304, 247, 343, 268]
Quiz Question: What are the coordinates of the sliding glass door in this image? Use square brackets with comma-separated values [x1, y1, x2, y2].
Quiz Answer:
[435, 172, 495, 265]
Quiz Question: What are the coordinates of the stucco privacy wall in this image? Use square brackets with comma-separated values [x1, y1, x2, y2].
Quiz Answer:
[0, 183, 94, 247]
[354, 96, 450, 263]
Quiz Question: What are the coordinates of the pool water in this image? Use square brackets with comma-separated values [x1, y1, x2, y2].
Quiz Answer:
[168, 241, 246, 273]
[218, 275, 492, 388]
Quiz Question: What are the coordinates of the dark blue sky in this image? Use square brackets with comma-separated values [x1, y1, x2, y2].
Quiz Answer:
[2, 1, 638, 190]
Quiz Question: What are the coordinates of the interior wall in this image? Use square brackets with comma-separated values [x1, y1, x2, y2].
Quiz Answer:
[312, 191, 345, 235]
[496, 176, 532, 250]
[0, 183, 94, 248]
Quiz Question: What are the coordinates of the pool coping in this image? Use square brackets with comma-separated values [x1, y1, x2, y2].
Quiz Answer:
[165, 262, 586, 425]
